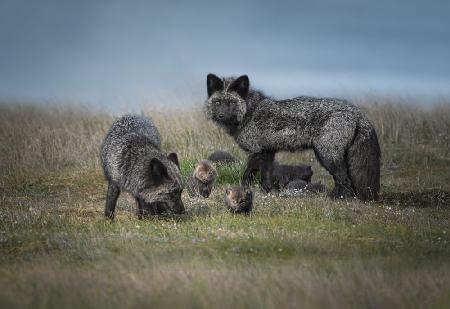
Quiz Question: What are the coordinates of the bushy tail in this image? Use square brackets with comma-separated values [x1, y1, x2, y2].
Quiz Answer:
[347, 124, 381, 201]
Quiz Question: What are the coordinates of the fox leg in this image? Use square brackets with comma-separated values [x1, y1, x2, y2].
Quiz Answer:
[315, 152, 353, 198]
[105, 182, 120, 219]
[242, 153, 261, 187]
[259, 151, 275, 193]
[313, 118, 356, 199]
[313, 143, 354, 199]
[135, 197, 145, 219]
[328, 163, 354, 198]
[136, 196, 156, 219]
[242, 151, 275, 192]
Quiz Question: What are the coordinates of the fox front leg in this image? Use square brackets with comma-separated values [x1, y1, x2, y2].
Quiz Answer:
[241, 152, 275, 192]
[259, 151, 275, 193]
[105, 182, 120, 219]
[241, 153, 261, 187]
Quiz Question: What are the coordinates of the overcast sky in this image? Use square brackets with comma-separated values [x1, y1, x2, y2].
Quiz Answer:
[1, 0, 449, 107]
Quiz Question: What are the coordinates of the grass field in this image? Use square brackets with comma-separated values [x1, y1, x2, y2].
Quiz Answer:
[1, 98, 450, 308]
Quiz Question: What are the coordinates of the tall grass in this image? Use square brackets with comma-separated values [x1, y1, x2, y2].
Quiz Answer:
[359, 96, 450, 146]
[1, 97, 449, 180]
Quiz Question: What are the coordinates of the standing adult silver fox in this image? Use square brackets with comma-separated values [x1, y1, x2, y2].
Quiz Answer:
[204, 74, 381, 200]
[101, 115, 184, 219]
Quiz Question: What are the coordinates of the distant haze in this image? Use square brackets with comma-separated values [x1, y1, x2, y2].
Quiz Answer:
[1, 0, 449, 108]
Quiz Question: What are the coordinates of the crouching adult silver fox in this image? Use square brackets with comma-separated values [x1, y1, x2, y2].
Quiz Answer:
[101, 115, 184, 219]
[205, 74, 381, 200]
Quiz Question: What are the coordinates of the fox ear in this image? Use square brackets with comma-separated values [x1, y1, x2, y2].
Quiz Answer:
[167, 152, 180, 169]
[225, 188, 231, 195]
[207, 74, 223, 97]
[229, 75, 249, 99]
[149, 158, 169, 184]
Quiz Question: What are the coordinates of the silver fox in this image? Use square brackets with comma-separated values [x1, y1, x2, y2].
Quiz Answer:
[204, 74, 381, 200]
[101, 115, 184, 219]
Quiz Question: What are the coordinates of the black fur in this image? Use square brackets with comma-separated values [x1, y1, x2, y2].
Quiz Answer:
[207, 150, 237, 164]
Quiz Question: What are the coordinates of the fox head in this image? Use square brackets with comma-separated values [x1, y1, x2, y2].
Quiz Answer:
[225, 186, 253, 214]
[193, 160, 217, 198]
[140, 153, 185, 215]
[205, 74, 249, 127]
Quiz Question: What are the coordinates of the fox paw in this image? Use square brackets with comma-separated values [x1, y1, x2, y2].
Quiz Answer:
[329, 186, 354, 199]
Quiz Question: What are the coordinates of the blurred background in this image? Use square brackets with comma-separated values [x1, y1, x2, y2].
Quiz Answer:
[1, 0, 449, 109]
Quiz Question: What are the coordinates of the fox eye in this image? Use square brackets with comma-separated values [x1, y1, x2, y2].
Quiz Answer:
[213, 100, 220, 105]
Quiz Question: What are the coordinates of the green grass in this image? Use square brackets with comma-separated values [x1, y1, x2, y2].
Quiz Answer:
[1, 101, 450, 308]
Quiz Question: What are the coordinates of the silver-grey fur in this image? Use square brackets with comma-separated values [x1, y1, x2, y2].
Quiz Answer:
[205, 74, 381, 200]
[101, 115, 184, 219]
[186, 160, 217, 198]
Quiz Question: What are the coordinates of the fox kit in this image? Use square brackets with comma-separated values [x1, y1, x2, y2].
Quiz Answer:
[186, 160, 217, 198]
[225, 186, 253, 213]
[205, 74, 380, 200]
[284, 179, 326, 194]
[208, 150, 237, 164]
[101, 115, 184, 219]
[271, 161, 313, 189]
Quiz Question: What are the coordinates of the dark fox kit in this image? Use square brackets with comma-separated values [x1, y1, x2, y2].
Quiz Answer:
[225, 186, 253, 214]
[205, 74, 381, 200]
[271, 161, 313, 189]
[208, 150, 237, 165]
[186, 160, 217, 198]
[101, 115, 184, 219]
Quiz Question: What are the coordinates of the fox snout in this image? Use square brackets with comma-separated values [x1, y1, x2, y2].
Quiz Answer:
[173, 200, 185, 214]
[215, 112, 226, 120]
[200, 188, 211, 198]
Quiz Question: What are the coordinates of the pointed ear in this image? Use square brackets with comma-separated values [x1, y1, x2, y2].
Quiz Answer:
[229, 75, 249, 99]
[167, 152, 180, 169]
[149, 158, 169, 184]
[207, 74, 223, 97]
[225, 188, 231, 195]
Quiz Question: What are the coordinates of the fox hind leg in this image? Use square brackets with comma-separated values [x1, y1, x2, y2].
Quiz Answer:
[313, 118, 357, 199]
[313, 143, 354, 199]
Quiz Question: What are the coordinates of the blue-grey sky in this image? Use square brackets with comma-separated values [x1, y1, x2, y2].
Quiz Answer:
[1, 0, 449, 107]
